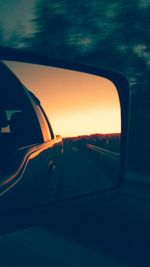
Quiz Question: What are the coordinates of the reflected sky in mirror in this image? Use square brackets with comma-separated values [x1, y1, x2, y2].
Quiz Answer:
[4, 61, 121, 138]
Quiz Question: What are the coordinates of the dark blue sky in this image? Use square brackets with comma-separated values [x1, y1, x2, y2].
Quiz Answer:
[0, 0, 35, 39]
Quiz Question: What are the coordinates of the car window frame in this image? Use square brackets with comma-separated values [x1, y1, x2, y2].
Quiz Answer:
[31, 100, 53, 142]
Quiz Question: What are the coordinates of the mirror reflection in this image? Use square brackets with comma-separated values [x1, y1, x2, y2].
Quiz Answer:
[2, 61, 121, 200]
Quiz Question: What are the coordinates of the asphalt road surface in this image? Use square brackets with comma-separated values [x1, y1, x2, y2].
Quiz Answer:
[57, 143, 118, 200]
[0, 143, 150, 267]
[0, 171, 150, 267]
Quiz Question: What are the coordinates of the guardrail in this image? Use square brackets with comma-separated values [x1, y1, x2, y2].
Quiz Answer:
[86, 144, 120, 162]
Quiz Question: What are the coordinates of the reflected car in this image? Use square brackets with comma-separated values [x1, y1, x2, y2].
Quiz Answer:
[0, 62, 63, 212]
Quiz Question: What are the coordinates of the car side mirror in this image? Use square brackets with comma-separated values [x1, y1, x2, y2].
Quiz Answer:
[0, 47, 129, 231]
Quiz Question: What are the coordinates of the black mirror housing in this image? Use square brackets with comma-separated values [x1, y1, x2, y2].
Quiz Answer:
[0, 46, 130, 232]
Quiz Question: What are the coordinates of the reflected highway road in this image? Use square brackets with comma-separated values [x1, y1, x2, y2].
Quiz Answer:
[86, 144, 119, 162]
[58, 142, 118, 200]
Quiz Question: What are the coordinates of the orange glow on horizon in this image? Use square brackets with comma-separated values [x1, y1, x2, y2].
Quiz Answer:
[50, 109, 121, 137]
[4, 61, 121, 137]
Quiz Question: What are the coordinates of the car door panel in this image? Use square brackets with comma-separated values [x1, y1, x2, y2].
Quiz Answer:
[0, 139, 62, 213]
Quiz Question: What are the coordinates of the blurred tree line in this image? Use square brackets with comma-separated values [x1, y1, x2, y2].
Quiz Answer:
[29, 0, 150, 96]
[1, 0, 150, 173]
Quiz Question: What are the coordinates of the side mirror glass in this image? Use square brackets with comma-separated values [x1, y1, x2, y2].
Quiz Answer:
[2, 60, 121, 199]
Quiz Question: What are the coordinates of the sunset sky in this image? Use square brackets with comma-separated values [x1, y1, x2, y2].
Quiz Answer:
[4, 61, 121, 137]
